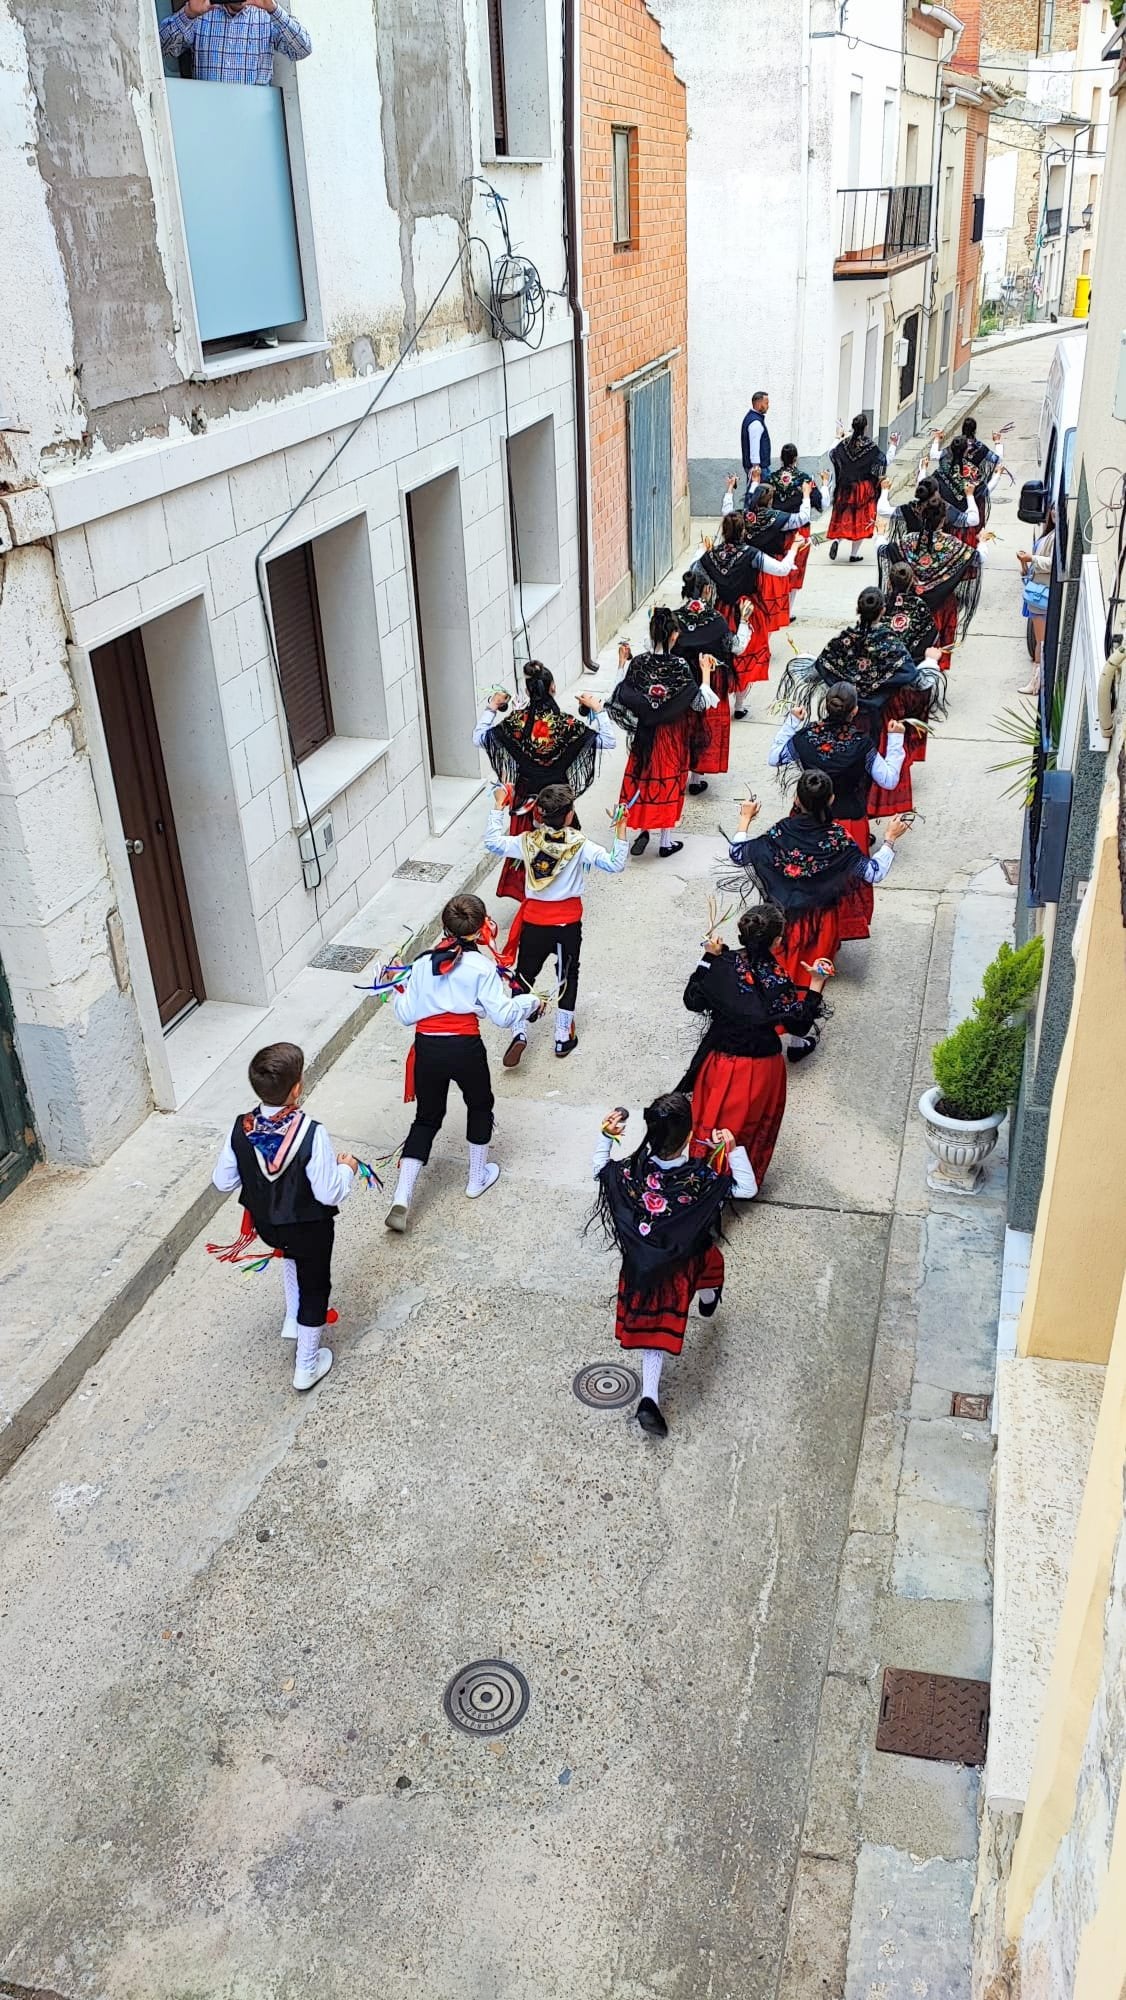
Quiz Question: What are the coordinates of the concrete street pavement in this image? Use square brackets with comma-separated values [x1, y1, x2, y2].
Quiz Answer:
[0, 339, 1058, 1998]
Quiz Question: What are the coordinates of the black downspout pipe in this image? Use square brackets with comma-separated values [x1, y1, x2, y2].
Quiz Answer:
[562, 0, 600, 673]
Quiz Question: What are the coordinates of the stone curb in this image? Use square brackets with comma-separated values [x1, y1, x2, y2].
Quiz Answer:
[972, 319, 1083, 355]
[0, 847, 493, 1484]
[888, 382, 992, 503]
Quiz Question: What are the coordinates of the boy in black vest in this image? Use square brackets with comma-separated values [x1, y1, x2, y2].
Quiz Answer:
[212, 1041, 357, 1391]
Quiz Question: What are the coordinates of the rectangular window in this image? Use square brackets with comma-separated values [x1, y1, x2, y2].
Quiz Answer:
[905, 123, 919, 184]
[481, 0, 551, 161]
[847, 81, 863, 185]
[1039, 0, 1055, 53]
[506, 415, 560, 621]
[267, 543, 334, 763]
[1089, 90, 1102, 151]
[881, 89, 896, 184]
[612, 127, 636, 248]
[486, 0, 509, 155]
[942, 163, 955, 243]
[899, 311, 919, 403]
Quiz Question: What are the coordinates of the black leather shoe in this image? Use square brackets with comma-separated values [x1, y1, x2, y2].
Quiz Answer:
[829, 540, 839, 560]
[698, 1290, 722, 1318]
[787, 1034, 818, 1064]
[657, 840, 684, 858]
[733, 707, 748, 720]
[631, 830, 650, 856]
[554, 1027, 579, 1058]
[688, 779, 709, 795]
[636, 1397, 668, 1438]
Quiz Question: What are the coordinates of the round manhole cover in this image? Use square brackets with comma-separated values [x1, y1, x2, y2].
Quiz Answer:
[443, 1659, 530, 1736]
[572, 1362, 640, 1411]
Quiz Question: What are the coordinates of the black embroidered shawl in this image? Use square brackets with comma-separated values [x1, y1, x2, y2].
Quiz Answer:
[679, 947, 823, 1082]
[698, 542, 765, 608]
[878, 589, 939, 664]
[788, 718, 875, 817]
[592, 1148, 733, 1297]
[744, 505, 791, 559]
[881, 517, 982, 635]
[724, 811, 870, 915]
[675, 602, 736, 701]
[811, 623, 921, 707]
[936, 442, 999, 523]
[830, 435, 887, 496]
[485, 699, 598, 801]
[768, 466, 808, 515]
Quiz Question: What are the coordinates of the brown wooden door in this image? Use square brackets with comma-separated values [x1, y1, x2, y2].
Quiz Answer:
[91, 630, 204, 1028]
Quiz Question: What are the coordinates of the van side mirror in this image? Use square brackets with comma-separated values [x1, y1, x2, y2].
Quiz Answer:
[1018, 478, 1047, 525]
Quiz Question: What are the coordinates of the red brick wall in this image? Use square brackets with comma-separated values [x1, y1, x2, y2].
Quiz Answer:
[953, 103, 989, 379]
[581, 0, 688, 616]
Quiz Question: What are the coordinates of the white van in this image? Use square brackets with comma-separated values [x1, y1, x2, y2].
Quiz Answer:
[1017, 331, 1085, 528]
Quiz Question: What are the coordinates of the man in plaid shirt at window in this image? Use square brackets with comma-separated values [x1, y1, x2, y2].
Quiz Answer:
[160, 0, 312, 86]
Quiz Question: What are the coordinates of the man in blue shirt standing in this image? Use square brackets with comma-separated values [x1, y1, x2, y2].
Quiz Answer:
[159, 0, 312, 88]
[740, 391, 772, 499]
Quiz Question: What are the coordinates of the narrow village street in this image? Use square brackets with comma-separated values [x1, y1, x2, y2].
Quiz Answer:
[0, 345, 1050, 1998]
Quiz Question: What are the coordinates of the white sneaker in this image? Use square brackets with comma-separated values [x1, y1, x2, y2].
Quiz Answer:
[281, 1318, 299, 1341]
[385, 1203, 409, 1233]
[293, 1348, 333, 1392]
[466, 1161, 501, 1199]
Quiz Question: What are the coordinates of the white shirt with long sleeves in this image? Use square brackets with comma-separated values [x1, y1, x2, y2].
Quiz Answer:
[484, 808, 628, 899]
[590, 1135, 757, 1198]
[767, 713, 907, 791]
[472, 705, 616, 753]
[213, 1110, 355, 1207]
[393, 950, 538, 1033]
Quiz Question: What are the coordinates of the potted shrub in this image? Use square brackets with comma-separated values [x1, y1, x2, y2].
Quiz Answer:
[919, 937, 1044, 1192]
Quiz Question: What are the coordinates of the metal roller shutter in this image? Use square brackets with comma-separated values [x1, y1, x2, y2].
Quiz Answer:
[267, 543, 334, 763]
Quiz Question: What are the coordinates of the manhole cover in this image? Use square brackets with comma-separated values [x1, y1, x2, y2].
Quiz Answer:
[952, 1391, 992, 1421]
[394, 860, 451, 882]
[443, 1659, 530, 1736]
[572, 1362, 640, 1410]
[310, 943, 377, 973]
[876, 1668, 990, 1766]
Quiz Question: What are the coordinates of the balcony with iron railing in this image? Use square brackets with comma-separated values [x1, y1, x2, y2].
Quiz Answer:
[834, 184, 933, 279]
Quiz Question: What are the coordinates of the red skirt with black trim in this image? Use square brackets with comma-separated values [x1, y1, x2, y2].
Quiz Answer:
[790, 524, 812, 595]
[724, 600, 771, 693]
[620, 710, 693, 831]
[614, 1243, 726, 1356]
[867, 690, 930, 817]
[835, 814, 874, 941]
[496, 806, 535, 903]
[759, 560, 791, 634]
[691, 696, 731, 775]
[776, 905, 840, 986]
[690, 1048, 787, 1187]
[828, 484, 878, 544]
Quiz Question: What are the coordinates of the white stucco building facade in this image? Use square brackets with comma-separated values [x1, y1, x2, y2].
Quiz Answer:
[655, 0, 934, 508]
[0, 0, 581, 1174]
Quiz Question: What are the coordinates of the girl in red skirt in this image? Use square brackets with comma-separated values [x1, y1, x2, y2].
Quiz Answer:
[673, 568, 751, 792]
[698, 516, 797, 716]
[725, 773, 912, 1022]
[592, 1092, 745, 1440]
[929, 420, 1003, 547]
[680, 905, 830, 1189]
[828, 414, 894, 564]
[476, 663, 615, 902]
[779, 587, 945, 818]
[745, 475, 813, 632]
[771, 446, 829, 619]
[610, 609, 719, 858]
[767, 685, 908, 942]
[879, 489, 982, 669]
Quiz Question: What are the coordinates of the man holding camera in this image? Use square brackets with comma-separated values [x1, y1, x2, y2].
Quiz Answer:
[159, 0, 312, 87]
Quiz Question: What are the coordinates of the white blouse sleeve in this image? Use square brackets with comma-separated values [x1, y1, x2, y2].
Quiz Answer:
[592, 1130, 616, 1176]
[585, 708, 617, 750]
[767, 715, 801, 767]
[868, 735, 906, 789]
[693, 684, 720, 710]
[212, 1135, 241, 1194]
[307, 1123, 355, 1207]
[862, 841, 898, 885]
[473, 707, 501, 748]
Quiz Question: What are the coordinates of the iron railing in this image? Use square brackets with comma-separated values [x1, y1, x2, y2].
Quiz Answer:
[835, 184, 933, 274]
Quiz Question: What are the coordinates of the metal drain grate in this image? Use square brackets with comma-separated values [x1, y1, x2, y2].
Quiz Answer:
[572, 1362, 640, 1410]
[951, 1391, 992, 1421]
[876, 1668, 990, 1766]
[310, 943, 378, 973]
[443, 1659, 530, 1736]
[394, 859, 451, 883]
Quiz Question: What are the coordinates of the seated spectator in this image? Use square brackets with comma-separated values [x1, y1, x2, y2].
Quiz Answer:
[1017, 505, 1055, 697]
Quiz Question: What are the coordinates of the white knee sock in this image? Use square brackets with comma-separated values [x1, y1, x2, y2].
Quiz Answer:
[698, 1287, 717, 1306]
[392, 1156, 422, 1209]
[555, 1007, 574, 1042]
[658, 827, 676, 852]
[467, 1142, 492, 1194]
[641, 1349, 664, 1404]
[295, 1322, 324, 1373]
[281, 1259, 300, 1331]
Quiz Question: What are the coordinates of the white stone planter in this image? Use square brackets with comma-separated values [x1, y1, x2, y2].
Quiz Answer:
[918, 1086, 1006, 1193]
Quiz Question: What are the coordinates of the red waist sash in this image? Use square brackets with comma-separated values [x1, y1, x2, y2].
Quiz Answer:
[405, 1013, 480, 1103]
[522, 895, 584, 927]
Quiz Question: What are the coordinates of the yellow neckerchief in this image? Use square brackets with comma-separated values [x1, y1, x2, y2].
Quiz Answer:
[520, 823, 585, 890]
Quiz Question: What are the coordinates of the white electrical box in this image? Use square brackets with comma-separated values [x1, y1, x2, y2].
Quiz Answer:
[1114, 330, 1126, 421]
[894, 337, 909, 367]
[299, 811, 337, 889]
